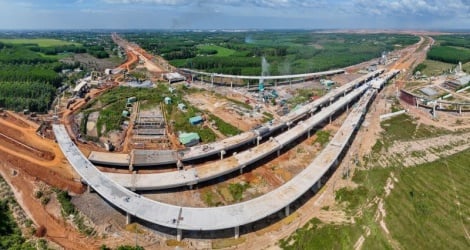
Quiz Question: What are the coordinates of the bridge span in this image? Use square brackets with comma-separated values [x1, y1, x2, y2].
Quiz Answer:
[54, 84, 378, 240]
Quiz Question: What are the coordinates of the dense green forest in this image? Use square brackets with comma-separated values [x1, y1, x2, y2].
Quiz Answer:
[123, 31, 419, 75]
[0, 197, 35, 249]
[0, 41, 70, 112]
[428, 35, 470, 64]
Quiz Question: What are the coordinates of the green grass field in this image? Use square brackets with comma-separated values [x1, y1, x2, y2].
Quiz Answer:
[0, 38, 80, 47]
[417, 59, 455, 76]
[281, 148, 470, 249]
[197, 44, 235, 57]
[280, 109, 469, 249]
[384, 149, 470, 249]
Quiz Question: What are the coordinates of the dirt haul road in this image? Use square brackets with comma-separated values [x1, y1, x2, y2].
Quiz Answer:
[0, 112, 83, 193]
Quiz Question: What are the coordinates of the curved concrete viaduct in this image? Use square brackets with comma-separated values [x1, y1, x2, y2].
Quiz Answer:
[180, 68, 345, 81]
[53, 82, 378, 240]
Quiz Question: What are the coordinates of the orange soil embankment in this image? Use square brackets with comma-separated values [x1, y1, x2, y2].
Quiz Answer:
[0, 113, 82, 193]
[0, 163, 96, 250]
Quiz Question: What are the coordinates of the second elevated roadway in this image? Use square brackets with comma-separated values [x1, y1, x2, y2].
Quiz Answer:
[89, 69, 385, 168]
[104, 71, 398, 190]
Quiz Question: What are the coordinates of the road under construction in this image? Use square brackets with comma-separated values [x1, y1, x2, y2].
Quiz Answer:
[54, 67, 400, 240]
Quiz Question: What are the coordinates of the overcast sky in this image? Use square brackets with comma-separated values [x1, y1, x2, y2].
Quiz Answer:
[0, 0, 469, 30]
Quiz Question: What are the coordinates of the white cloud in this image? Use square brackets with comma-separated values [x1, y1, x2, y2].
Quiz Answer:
[352, 0, 470, 17]
[102, 0, 326, 8]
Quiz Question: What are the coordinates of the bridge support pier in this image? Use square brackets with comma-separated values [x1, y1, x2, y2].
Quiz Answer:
[317, 180, 322, 189]
[87, 185, 93, 193]
[177, 228, 182, 242]
[329, 116, 332, 124]
[285, 205, 290, 217]
[257, 136, 261, 146]
[277, 150, 280, 157]
[126, 213, 132, 225]
[234, 226, 240, 239]
[220, 150, 226, 160]
[459, 105, 462, 115]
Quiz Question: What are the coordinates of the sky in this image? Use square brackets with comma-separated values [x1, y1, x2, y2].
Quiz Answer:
[0, 0, 469, 30]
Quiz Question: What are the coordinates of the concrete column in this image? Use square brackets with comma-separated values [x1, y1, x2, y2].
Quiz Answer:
[87, 185, 93, 193]
[220, 150, 226, 160]
[257, 136, 262, 146]
[317, 180, 321, 189]
[277, 150, 280, 157]
[433, 105, 436, 118]
[129, 164, 134, 172]
[189, 185, 193, 190]
[234, 226, 240, 239]
[126, 213, 132, 225]
[459, 105, 462, 115]
[240, 165, 245, 174]
[177, 160, 183, 171]
[346, 104, 349, 111]
[329, 116, 332, 124]
[285, 205, 290, 216]
[211, 75, 214, 88]
[308, 130, 310, 138]
[177, 228, 183, 242]
[231, 80, 233, 89]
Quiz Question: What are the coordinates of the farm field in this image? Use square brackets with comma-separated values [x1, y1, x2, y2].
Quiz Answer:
[0, 38, 81, 47]
[414, 59, 455, 76]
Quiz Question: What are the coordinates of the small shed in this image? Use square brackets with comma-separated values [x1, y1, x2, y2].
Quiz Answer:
[179, 132, 200, 147]
[178, 103, 187, 111]
[420, 87, 437, 97]
[189, 115, 203, 125]
[320, 79, 335, 87]
[127, 97, 137, 103]
[122, 110, 130, 117]
[164, 97, 172, 105]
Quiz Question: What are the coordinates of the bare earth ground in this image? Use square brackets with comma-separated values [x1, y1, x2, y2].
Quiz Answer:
[186, 92, 261, 131]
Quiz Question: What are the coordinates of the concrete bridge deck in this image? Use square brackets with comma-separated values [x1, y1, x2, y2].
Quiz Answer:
[53, 85, 375, 238]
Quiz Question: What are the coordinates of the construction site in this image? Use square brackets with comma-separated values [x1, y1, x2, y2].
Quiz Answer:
[1, 32, 469, 250]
